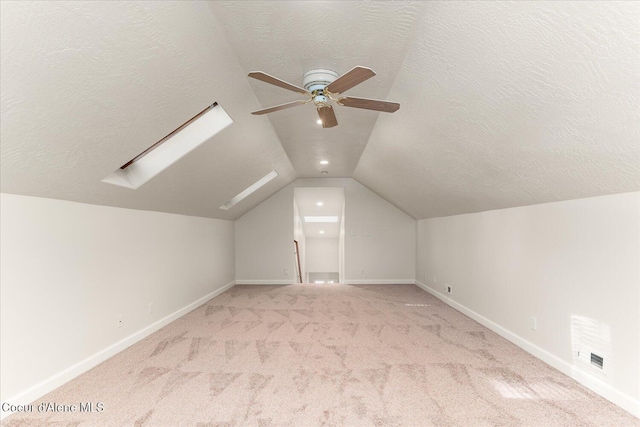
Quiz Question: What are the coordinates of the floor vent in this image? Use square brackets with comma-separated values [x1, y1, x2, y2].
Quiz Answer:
[590, 353, 604, 369]
[404, 304, 431, 307]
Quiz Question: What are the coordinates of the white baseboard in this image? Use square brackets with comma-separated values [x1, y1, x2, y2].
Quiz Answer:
[345, 279, 416, 285]
[414, 280, 640, 418]
[235, 280, 295, 285]
[236, 279, 416, 285]
[1, 280, 236, 421]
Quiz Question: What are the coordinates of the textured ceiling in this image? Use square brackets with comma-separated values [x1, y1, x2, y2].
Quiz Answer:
[1, 2, 638, 221]
[354, 1, 640, 218]
[208, 1, 424, 179]
[0, 1, 296, 220]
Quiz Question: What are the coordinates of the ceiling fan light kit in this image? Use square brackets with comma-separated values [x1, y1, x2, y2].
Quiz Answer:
[248, 66, 400, 128]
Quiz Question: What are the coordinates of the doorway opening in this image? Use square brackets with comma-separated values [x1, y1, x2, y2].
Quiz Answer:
[293, 187, 345, 284]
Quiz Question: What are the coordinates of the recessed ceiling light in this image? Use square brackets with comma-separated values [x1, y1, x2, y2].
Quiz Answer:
[319, 230, 325, 234]
[320, 160, 329, 165]
[304, 216, 339, 223]
[317, 202, 323, 206]
[317, 119, 322, 125]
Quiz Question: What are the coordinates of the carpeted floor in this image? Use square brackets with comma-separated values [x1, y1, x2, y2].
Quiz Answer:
[3, 284, 639, 426]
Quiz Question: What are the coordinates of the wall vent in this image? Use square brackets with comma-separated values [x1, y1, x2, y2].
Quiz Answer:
[571, 315, 610, 376]
[590, 353, 604, 369]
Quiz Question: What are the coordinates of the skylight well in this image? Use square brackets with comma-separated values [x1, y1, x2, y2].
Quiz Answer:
[102, 102, 233, 189]
[219, 170, 279, 211]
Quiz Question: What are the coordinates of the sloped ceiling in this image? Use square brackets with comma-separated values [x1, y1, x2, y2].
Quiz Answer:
[354, 1, 640, 218]
[0, 1, 296, 220]
[208, 1, 423, 179]
[1, 1, 638, 221]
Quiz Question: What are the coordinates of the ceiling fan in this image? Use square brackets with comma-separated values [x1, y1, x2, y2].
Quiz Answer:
[248, 66, 399, 128]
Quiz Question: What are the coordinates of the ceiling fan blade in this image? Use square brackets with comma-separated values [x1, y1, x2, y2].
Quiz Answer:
[325, 66, 376, 95]
[251, 100, 307, 115]
[338, 96, 400, 113]
[248, 71, 309, 94]
[317, 105, 338, 128]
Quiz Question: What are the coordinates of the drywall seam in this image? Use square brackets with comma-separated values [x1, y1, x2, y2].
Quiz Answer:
[0, 280, 236, 421]
[345, 279, 416, 285]
[414, 280, 640, 418]
[235, 280, 296, 285]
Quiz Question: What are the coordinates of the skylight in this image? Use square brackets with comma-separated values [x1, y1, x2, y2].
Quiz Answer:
[304, 216, 339, 223]
[219, 170, 279, 210]
[102, 103, 233, 189]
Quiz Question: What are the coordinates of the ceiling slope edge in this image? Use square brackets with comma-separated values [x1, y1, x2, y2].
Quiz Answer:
[349, 4, 429, 177]
[350, 177, 417, 220]
[201, 6, 300, 219]
[235, 176, 416, 223]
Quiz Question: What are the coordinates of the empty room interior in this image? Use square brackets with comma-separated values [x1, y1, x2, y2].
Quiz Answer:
[1, 1, 639, 426]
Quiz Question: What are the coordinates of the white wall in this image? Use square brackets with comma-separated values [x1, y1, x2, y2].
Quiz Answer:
[306, 238, 339, 273]
[0, 193, 235, 404]
[235, 178, 416, 284]
[339, 201, 346, 283]
[343, 179, 415, 284]
[416, 191, 640, 416]
[235, 185, 295, 284]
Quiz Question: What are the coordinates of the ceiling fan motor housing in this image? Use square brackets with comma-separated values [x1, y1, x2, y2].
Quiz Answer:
[304, 69, 338, 91]
[304, 69, 338, 107]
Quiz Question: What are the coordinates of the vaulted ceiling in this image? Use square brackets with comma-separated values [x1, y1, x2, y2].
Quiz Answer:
[1, 1, 638, 220]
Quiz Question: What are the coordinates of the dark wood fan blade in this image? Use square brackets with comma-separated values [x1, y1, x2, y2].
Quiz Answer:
[325, 66, 376, 95]
[339, 96, 400, 113]
[317, 105, 338, 128]
[248, 71, 309, 94]
[251, 100, 306, 115]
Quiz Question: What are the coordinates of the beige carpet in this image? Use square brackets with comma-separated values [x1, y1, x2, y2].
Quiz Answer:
[4, 284, 639, 426]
